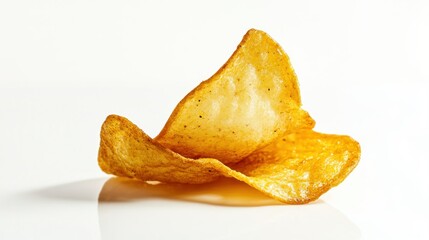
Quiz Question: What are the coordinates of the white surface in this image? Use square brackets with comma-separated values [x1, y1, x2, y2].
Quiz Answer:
[1, 0, 428, 239]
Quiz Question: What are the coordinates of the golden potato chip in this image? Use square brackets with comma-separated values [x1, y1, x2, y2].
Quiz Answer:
[98, 115, 360, 204]
[98, 28, 360, 204]
[156, 29, 315, 163]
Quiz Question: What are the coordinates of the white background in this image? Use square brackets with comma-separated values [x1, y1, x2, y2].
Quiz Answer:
[1, 0, 428, 239]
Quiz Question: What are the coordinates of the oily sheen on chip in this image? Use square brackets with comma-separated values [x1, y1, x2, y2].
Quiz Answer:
[98, 29, 360, 204]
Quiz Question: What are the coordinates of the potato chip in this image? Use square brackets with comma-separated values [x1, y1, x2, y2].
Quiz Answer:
[98, 115, 360, 204]
[156, 29, 314, 163]
[97, 28, 360, 204]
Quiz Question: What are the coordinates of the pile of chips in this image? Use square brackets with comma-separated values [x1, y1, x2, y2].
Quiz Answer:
[98, 29, 360, 204]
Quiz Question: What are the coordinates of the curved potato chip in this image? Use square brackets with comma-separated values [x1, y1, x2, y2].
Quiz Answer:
[98, 115, 360, 204]
[98, 28, 360, 204]
[156, 29, 315, 163]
